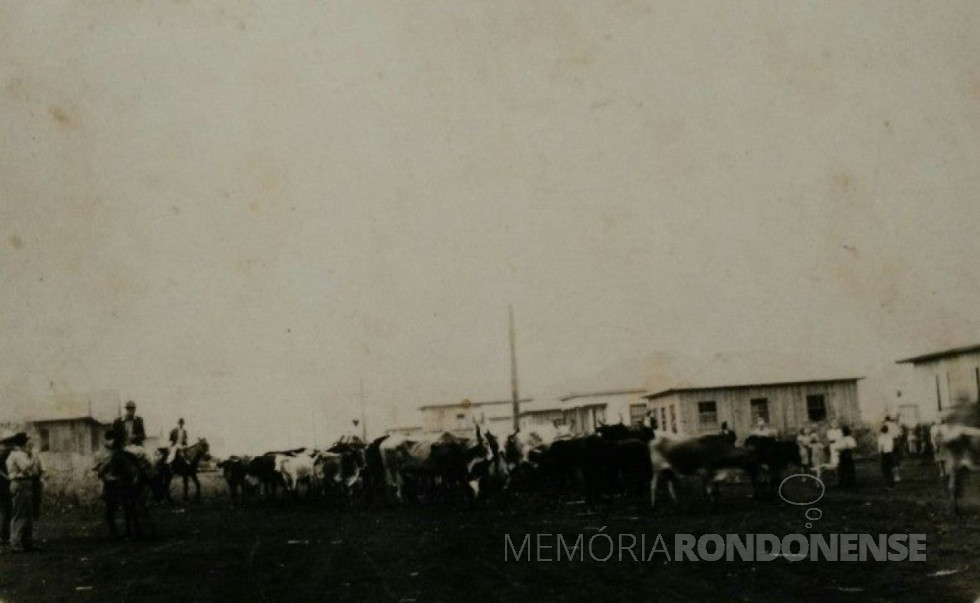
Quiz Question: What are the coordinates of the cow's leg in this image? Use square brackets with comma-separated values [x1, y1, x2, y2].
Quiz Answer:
[650, 470, 660, 510]
[394, 472, 404, 504]
[666, 475, 678, 504]
[948, 463, 960, 515]
[705, 477, 719, 513]
[467, 477, 481, 506]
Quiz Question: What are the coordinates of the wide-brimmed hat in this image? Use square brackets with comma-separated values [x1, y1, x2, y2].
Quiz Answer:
[0, 429, 18, 444]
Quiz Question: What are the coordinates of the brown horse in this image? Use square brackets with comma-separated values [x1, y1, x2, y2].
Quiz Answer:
[161, 439, 211, 502]
[96, 448, 166, 538]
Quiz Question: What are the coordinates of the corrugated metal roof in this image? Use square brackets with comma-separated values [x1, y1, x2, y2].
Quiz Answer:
[559, 389, 646, 402]
[418, 398, 532, 411]
[895, 343, 980, 365]
[644, 377, 863, 400]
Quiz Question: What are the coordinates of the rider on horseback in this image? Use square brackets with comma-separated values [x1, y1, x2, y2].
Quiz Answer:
[107, 401, 153, 475]
[167, 418, 188, 466]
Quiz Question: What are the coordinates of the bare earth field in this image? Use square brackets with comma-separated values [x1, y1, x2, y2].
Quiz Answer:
[2, 459, 979, 603]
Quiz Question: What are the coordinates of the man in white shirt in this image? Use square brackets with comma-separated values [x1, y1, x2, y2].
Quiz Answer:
[882, 416, 903, 482]
[5, 432, 39, 552]
[167, 418, 189, 466]
[826, 420, 844, 468]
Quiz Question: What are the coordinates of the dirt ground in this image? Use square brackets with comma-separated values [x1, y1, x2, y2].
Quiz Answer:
[2, 459, 979, 603]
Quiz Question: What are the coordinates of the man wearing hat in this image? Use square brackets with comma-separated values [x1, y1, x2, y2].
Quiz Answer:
[110, 401, 151, 468]
[112, 401, 146, 447]
[5, 431, 39, 552]
[166, 418, 189, 466]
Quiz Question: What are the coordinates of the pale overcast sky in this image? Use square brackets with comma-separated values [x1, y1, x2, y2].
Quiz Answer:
[2, 2, 979, 453]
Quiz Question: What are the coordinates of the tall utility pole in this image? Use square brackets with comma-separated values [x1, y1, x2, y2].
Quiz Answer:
[509, 304, 520, 432]
[359, 377, 367, 441]
[312, 410, 318, 449]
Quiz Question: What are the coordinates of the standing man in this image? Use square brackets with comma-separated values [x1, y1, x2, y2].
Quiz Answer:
[878, 425, 896, 489]
[5, 431, 39, 552]
[833, 426, 858, 487]
[719, 421, 737, 445]
[825, 420, 844, 468]
[30, 440, 44, 521]
[167, 418, 189, 466]
[0, 430, 14, 550]
[796, 426, 817, 471]
[883, 415, 902, 483]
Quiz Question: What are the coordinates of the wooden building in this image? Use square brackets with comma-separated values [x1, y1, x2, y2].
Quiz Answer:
[32, 415, 112, 456]
[896, 343, 980, 424]
[0, 390, 122, 501]
[558, 389, 648, 435]
[643, 377, 862, 440]
[418, 398, 553, 436]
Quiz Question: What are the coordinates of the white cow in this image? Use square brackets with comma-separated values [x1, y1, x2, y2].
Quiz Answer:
[941, 403, 980, 514]
[275, 450, 318, 498]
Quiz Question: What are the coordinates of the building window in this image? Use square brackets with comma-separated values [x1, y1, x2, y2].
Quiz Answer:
[659, 407, 667, 432]
[669, 405, 677, 433]
[750, 398, 770, 423]
[806, 395, 827, 422]
[698, 401, 718, 430]
[629, 404, 647, 426]
[456, 413, 465, 420]
[38, 427, 50, 452]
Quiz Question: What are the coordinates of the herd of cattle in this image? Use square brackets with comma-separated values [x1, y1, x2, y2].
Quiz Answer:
[214, 422, 810, 511]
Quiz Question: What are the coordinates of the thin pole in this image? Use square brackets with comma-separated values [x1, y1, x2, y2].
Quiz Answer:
[360, 378, 367, 441]
[509, 305, 520, 432]
[312, 410, 317, 449]
[946, 371, 952, 407]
